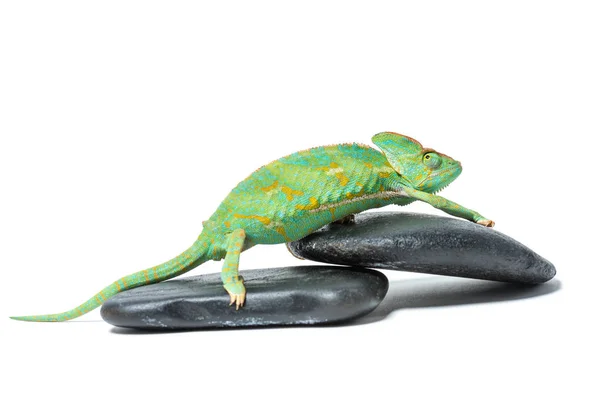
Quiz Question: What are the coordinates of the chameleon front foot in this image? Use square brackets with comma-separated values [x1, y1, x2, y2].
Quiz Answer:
[224, 278, 246, 310]
[476, 219, 495, 228]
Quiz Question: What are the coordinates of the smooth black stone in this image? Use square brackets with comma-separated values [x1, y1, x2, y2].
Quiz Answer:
[100, 266, 388, 330]
[289, 212, 556, 284]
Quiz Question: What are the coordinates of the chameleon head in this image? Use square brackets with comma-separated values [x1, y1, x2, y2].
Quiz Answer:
[372, 132, 462, 193]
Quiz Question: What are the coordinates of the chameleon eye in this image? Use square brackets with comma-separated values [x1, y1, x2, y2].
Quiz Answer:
[423, 152, 442, 169]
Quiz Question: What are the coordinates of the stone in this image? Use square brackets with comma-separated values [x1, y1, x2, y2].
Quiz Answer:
[288, 212, 556, 284]
[100, 266, 388, 330]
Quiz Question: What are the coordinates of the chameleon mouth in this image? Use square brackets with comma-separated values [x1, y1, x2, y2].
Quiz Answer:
[418, 166, 457, 183]
[419, 164, 462, 193]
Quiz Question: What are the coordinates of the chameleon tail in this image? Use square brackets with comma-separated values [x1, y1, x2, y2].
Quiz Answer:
[10, 236, 212, 322]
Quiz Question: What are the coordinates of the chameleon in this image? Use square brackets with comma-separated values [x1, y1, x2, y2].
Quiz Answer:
[10, 132, 494, 322]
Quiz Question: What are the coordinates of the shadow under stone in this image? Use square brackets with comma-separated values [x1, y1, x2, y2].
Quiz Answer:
[350, 275, 562, 326]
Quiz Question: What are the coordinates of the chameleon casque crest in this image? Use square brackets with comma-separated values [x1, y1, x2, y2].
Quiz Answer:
[11, 132, 494, 322]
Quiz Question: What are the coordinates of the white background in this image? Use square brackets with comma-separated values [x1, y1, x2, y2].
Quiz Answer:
[1, 1, 598, 399]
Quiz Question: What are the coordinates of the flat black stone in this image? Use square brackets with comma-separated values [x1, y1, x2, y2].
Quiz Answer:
[100, 266, 388, 330]
[289, 212, 556, 284]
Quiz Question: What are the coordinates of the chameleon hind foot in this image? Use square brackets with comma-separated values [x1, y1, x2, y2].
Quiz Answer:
[224, 277, 246, 310]
[332, 214, 355, 225]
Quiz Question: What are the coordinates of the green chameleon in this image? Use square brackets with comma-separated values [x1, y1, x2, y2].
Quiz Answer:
[11, 132, 494, 322]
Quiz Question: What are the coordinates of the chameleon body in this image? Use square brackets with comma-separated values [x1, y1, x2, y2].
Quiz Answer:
[11, 132, 494, 322]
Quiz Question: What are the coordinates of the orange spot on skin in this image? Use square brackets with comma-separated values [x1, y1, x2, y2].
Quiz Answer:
[261, 181, 279, 192]
[234, 213, 272, 225]
[275, 226, 291, 241]
[174, 259, 183, 271]
[281, 186, 304, 200]
[346, 182, 365, 200]
[330, 162, 349, 186]
[346, 184, 365, 200]
[224, 221, 231, 228]
[152, 268, 159, 280]
[365, 162, 373, 169]
[378, 171, 391, 178]
[143, 270, 150, 282]
[317, 163, 349, 185]
[336, 172, 349, 186]
[329, 208, 336, 219]
[295, 197, 320, 210]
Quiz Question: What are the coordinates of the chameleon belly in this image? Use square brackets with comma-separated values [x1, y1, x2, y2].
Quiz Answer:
[206, 143, 399, 244]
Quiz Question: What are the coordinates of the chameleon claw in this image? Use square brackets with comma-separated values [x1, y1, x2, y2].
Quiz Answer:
[237, 293, 245, 310]
[225, 286, 246, 310]
[477, 219, 495, 228]
[227, 293, 245, 310]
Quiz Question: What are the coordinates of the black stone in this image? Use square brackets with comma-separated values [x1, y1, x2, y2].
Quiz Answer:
[100, 266, 388, 330]
[289, 212, 556, 284]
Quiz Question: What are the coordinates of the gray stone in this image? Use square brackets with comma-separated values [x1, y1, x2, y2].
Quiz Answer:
[288, 212, 555, 284]
[100, 266, 388, 330]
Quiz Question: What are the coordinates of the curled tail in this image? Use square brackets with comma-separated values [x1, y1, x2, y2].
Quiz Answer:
[10, 236, 213, 322]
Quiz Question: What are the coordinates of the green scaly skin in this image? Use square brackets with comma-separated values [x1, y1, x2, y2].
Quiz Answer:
[11, 132, 494, 322]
